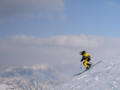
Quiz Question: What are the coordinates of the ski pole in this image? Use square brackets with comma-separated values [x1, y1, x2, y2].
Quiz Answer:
[80, 62, 82, 69]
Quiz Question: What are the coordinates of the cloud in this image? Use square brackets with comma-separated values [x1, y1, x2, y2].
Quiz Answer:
[107, 2, 115, 7]
[7, 34, 99, 48]
[1, 34, 120, 73]
[0, 0, 65, 20]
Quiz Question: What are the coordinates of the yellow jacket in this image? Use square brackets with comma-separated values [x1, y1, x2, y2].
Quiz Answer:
[81, 51, 90, 62]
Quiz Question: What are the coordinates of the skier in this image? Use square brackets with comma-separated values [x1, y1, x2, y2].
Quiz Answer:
[80, 51, 92, 70]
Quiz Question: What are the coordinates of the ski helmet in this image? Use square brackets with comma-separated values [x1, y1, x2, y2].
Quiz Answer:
[80, 51, 86, 55]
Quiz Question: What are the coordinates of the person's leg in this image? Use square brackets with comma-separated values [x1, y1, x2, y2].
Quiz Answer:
[87, 58, 92, 68]
[83, 59, 88, 68]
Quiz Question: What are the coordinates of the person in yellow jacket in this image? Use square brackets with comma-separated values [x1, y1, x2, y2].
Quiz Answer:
[80, 51, 92, 70]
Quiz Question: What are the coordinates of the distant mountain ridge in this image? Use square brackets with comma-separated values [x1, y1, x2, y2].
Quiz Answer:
[0, 63, 67, 90]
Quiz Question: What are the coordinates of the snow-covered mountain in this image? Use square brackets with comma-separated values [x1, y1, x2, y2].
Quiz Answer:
[0, 64, 68, 90]
[0, 82, 20, 90]
[53, 54, 120, 90]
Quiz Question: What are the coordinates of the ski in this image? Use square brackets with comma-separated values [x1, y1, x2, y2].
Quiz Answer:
[73, 61, 101, 76]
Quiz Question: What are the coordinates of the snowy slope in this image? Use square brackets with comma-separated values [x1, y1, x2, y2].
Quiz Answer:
[53, 54, 120, 90]
[0, 83, 20, 90]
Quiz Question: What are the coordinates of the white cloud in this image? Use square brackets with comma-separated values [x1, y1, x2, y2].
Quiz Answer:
[0, 0, 65, 20]
[107, 2, 115, 7]
[1, 34, 120, 73]
[7, 34, 99, 48]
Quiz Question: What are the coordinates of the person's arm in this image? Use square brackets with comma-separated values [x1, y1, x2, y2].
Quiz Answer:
[81, 56, 85, 62]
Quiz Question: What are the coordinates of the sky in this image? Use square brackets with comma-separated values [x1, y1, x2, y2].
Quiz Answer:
[0, 0, 120, 73]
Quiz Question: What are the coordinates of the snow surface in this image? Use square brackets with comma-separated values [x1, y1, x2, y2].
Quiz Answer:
[53, 54, 120, 90]
[0, 83, 19, 90]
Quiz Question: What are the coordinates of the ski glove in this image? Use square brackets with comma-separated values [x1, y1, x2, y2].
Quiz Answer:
[81, 56, 85, 62]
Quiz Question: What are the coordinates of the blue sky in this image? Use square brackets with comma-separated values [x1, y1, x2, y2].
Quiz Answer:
[0, 0, 120, 73]
[0, 0, 120, 39]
